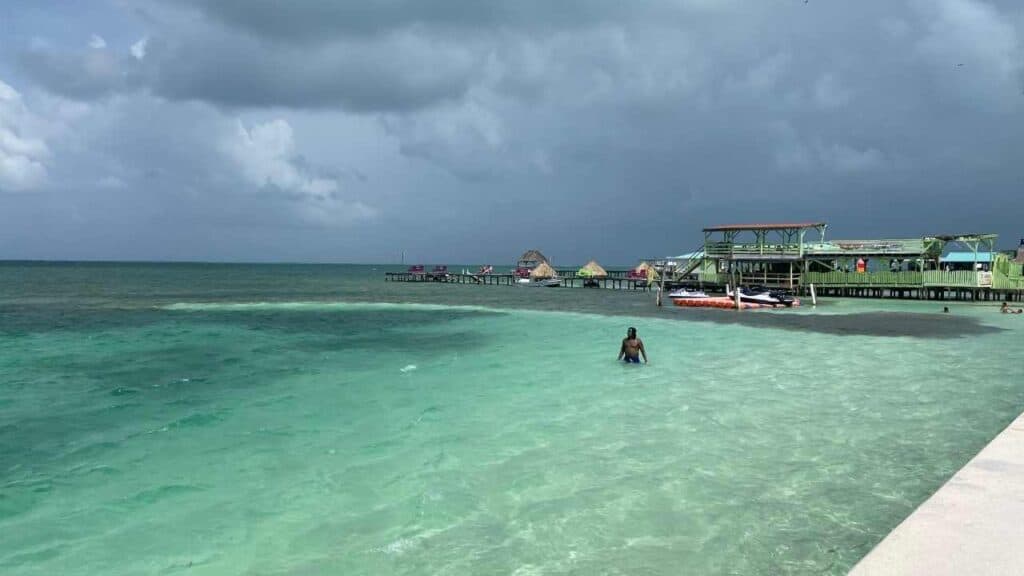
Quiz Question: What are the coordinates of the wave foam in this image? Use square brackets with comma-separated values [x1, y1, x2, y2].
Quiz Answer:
[161, 301, 500, 314]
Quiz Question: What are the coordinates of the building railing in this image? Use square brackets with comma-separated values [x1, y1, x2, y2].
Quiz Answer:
[804, 271, 924, 286]
[993, 269, 1024, 290]
[694, 270, 1022, 290]
[691, 272, 798, 287]
[922, 270, 981, 287]
[804, 271, 989, 288]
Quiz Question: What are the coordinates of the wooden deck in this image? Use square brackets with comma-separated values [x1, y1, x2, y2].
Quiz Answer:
[689, 270, 1024, 301]
[386, 263, 1024, 302]
[385, 271, 654, 290]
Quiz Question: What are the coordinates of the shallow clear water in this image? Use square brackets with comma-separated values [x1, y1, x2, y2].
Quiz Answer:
[1, 263, 1022, 574]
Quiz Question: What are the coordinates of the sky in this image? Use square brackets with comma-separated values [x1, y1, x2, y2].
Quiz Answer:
[0, 0, 1022, 265]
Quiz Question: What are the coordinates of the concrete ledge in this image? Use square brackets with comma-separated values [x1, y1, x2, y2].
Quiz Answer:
[850, 410, 1024, 575]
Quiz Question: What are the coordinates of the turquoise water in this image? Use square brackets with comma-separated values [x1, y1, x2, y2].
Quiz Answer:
[2, 263, 1023, 574]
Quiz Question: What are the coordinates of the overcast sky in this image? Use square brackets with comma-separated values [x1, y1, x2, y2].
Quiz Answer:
[1, 0, 1022, 264]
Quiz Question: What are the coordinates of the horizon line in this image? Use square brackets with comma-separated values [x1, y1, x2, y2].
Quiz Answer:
[0, 258, 650, 268]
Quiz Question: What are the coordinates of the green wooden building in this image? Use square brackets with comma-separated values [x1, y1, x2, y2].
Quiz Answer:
[669, 222, 1024, 300]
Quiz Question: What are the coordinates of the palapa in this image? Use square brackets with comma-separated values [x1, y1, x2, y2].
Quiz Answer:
[516, 249, 549, 266]
[635, 261, 660, 281]
[577, 260, 608, 278]
[529, 261, 558, 279]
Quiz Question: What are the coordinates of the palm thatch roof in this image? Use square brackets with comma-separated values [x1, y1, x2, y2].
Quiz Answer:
[577, 260, 608, 278]
[517, 249, 549, 266]
[530, 261, 558, 279]
[635, 261, 660, 280]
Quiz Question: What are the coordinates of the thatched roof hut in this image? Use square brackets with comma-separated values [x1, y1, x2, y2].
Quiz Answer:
[530, 261, 558, 279]
[634, 261, 659, 281]
[577, 260, 608, 278]
[517, 249, 549, 268]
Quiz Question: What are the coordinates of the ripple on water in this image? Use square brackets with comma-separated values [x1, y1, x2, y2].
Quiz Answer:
[0, 544, 65, 569]
[104, 401, 142, 413]
[62, 440, 122, 461]
[127, 483, 206, 506]
[68, 464, 121, 479]
[168, 410, 229, 429]
[0, 477, 54, 520]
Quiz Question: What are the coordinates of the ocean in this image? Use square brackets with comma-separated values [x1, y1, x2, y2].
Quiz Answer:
[1, 262, 1022, 575]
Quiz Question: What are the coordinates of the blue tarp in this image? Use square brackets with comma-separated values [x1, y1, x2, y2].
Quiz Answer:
[941, 251, 993, 263]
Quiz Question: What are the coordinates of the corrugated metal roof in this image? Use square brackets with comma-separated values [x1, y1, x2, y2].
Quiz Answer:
[703, 222, 826, 232]
[941, 251, 994, 263]
[668, 251, 704, 260]
[805, 239, 930, 256]
[931, 234, 998, 242]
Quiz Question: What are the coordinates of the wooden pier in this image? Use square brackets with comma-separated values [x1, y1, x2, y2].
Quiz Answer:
[386, 229, 1024, 303]
[384, 268, 1024, 302]
[385, 270, 654, 291]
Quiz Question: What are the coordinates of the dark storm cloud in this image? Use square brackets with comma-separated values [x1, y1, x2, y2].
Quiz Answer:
[17, 42, 149, 100]
[2, 0, 1023, 263]
[140, 0, 745, 112]
[148, 28, 479, 111]
[15, 4, 484, 112]
[166, 0, 671, 40]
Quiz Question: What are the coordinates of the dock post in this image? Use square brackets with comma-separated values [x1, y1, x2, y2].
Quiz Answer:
[810, 283, 817, 307]
[727, 279, 741, 311]
[657, 268, 666, 307]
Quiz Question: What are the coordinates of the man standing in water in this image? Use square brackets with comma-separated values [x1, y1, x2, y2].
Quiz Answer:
[618, 327, 648, 364]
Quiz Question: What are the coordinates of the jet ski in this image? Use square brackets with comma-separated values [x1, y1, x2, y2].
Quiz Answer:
[668, 287, 710, 300]
[726, 285, 796, 307]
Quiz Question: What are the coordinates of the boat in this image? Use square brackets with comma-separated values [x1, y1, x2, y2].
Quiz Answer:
[673, 296, 786, 310]
[518, 277, 561, 287]
[668, 287, 709, 300]
[726, 285, 796, 307]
